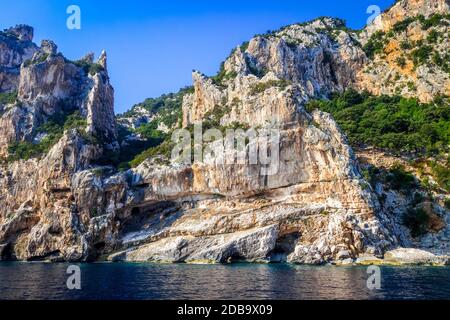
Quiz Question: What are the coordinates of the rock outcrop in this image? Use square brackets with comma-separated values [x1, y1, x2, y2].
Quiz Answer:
[183, 17, 367, 127]
[357, 0, 450, 101]
[0, 0, 449, 264]
[109, 17, 401, 263]
[0, 26, 118, 261]
[362, 0, 449, 37]
[356, 248, 450, 266]
[0, 25, 38, 93]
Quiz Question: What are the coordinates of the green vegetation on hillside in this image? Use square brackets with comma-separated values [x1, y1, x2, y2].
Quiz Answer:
[23, 53, 49, 67]
[101, 128, 165, 171]
[135, 120, 167, 141]
[0, 91, 18, 105]
[250, 79, 291, 95]
[389, 13, 450, 34]
[308, 89, 450, 196]
[306, 90, 450, 157]
[114, 87, 195, 169]
[211, 63, 238, 87]
[120, 86, 192, 127]
[309, 88, 450, 236]
[7, 110, 87, 161]
[362, 163, 420, 194]
[129, 139, 175, 168]
[411, 44, 433, 67]
[403, 208, 430, 238]
[420, 13, 450, 30]
[385, 164, 419, 192]
[430, 161, 450, 192]
[73, 59, 105, 76]
[126, 100, 250, 169]
[363, 13, 450, 73]
[362, 31, 386, 59]
[362, 160, 447, 237]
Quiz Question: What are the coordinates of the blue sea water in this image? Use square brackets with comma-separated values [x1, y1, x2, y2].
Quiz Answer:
[0, 262, 449, 300]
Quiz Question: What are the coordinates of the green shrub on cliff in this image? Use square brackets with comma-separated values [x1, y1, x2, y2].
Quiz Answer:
[392, 17, 416, 33]
[135, 120, 167, 141]
[419, 13, 450, 30]
[117, 87, 196, 169]
[23, 53, 49, 67]
[445, 199, 450, 210]
[211, 62, 238, 86]
[120, 87, 191, 125]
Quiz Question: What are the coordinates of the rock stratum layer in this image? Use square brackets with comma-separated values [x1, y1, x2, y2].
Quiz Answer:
[0, 0, 449, 264]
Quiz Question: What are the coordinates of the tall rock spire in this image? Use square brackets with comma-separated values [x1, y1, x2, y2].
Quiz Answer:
[86, 50, 117, 145]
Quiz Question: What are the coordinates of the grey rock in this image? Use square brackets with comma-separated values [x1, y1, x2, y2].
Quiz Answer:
[40, 40, 57, 55]
[4, 25, 34, 41]
[1, 0, 449, 264]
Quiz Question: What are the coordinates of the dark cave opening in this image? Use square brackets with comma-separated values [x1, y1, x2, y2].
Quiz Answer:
[131, 207, 140, 215]
[0, 243, 14, 261]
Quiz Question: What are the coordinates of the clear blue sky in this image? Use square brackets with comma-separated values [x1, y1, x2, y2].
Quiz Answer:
[1, 0, 394, 113]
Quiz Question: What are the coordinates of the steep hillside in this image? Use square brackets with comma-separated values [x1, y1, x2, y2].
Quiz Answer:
[0, 0, 449, 264]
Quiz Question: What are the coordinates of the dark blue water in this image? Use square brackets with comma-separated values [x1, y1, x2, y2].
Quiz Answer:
[0, 262, 449, 300]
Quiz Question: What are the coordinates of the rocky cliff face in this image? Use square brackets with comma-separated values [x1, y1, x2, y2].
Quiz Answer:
[0, 0, 449, 264]
[0, 26, 117, 261]
[357, 0, 450, 101]
[108, 109, 398, 264]
[363, 0, 449, 37]
[0, 25, 38, 93]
